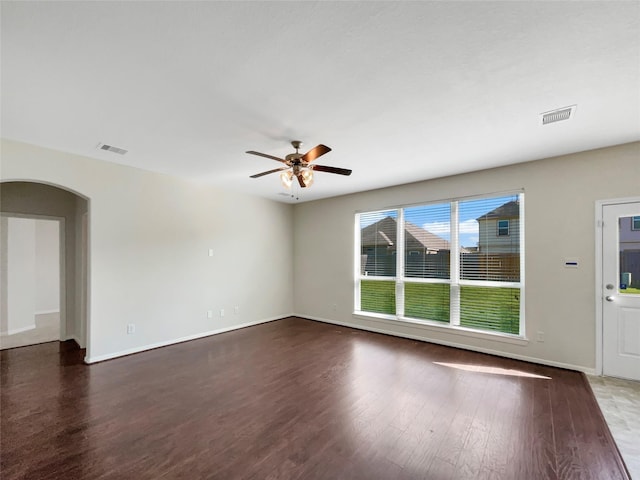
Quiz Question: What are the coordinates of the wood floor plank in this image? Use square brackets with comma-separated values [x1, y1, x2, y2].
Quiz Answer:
[0, 318, 629, 480]
[528, 374, 558, 479]
[551, 369, 595, 480]
[454, 372, 505, 478]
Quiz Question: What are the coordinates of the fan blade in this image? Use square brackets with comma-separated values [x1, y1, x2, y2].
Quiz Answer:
[250, 167, 289, 178]
[246, 150, 288, 164]
[311, 164, 352, 176]
[301, 144, 331, 164]
[297, 173, 307, 188]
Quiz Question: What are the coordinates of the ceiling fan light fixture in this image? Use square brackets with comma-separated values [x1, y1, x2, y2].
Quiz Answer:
[301, 169, 314, 187]
[280, 170, 293, 189]
[248, 141, 349, 190]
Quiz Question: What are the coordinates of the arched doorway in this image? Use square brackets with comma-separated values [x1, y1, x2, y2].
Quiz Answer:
[0, 181, 89, 354]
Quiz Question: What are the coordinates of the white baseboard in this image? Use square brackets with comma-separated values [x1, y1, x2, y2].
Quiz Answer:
[300, 314, 596, 375]
[84, 314, 290, 364]
[35, 309, 60, 316]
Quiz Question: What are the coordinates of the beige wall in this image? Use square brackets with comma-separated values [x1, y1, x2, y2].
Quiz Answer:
[3, 137, 637, 370]
[1, 139, 294, 362]
[0, 217, 60, 336]
[292, 142, 640, 372]
[1, 217, 37, 334]
[35, 219, 60, 314]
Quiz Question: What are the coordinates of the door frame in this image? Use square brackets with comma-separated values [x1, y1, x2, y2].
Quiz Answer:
[0, 212, 66, 342]
[595, 196, 640, 376]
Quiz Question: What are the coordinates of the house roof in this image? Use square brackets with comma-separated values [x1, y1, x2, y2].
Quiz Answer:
[477, 201, 520, 221]
[361, 216, 465, 252]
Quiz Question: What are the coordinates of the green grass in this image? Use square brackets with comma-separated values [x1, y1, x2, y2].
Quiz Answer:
[460, 286, 520, 335]
[360, 280, 395, 315]
[620, 287, 640, 294]
[404, 283, 449, 323]
[361, 282, 520, 335]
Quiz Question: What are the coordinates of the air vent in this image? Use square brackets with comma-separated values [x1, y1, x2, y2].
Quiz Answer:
[541, 105, 576, 125]
[97, 143, 128, 155]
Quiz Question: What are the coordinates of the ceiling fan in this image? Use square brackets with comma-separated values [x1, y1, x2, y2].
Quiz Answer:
[247, 141, 352, 188]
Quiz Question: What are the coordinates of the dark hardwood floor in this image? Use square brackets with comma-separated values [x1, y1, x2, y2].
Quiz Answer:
[0, 317, 629, 480]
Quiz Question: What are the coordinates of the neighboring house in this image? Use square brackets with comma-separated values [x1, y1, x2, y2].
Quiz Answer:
[460, 200, 521, 282]
[476, 200, 520, 254]
[620, 216, 640, 250]
[360, 216, 466, 277]
[620, 215, 640, 288]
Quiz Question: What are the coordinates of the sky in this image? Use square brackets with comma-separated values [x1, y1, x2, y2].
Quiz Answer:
[361, 195, 518, 249]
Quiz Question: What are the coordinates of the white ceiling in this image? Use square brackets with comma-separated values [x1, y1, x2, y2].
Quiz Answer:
[2, 1, 639, 203]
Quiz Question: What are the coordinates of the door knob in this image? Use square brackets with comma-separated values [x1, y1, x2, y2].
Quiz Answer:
[605, 296, 615, 302]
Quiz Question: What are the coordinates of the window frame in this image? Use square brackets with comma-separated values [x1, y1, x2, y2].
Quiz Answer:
[354, 192, 525, 339]
[632, 216, 640, 231]
[497, 219, 510, 236]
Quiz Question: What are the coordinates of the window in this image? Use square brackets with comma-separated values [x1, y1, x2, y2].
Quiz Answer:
[358, 210, 397, 315]
[497, 219, 510, 236]
[355, 193, 523, 336]
[633, 216, 640, 231]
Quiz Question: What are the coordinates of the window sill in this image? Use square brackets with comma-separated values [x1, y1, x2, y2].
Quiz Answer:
[352, 311, 529, 346]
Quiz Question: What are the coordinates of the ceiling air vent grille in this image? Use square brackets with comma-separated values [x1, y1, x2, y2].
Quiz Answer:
[541, 105, 576, 125]
[97, 143, 128, 155]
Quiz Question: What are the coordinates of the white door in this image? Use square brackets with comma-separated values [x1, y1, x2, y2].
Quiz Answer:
[602, 201, 640, 381]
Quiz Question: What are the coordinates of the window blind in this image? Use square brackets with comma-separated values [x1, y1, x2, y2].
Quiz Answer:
[403, 203, 451, 279]
[402, 203, 451, 322]
[356, 193, 523, 336]
[359, 210, 398, 314]
[459, 195, 520, 282]
[359, 210, 398, 278]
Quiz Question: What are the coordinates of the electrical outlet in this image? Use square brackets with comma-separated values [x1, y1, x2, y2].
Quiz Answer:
[127, 323, 135, 335]
[537, 331, 545, 342]
[220, 309, 225, 317]
[234, 306, 239, 315]
[207, 310, 213, 319]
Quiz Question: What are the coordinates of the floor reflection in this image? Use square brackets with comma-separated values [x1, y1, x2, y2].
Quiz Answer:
[0, 341, 93, 478]
[433, 361, 552, 379]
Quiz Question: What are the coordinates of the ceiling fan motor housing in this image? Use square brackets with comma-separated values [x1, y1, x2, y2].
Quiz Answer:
[286, 153, 303, 163]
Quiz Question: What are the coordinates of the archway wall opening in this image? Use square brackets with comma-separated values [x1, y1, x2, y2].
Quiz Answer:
[1, 181, 88, 348]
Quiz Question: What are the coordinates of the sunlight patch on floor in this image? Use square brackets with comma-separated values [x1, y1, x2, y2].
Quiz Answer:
[433, 362, 551, 379]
